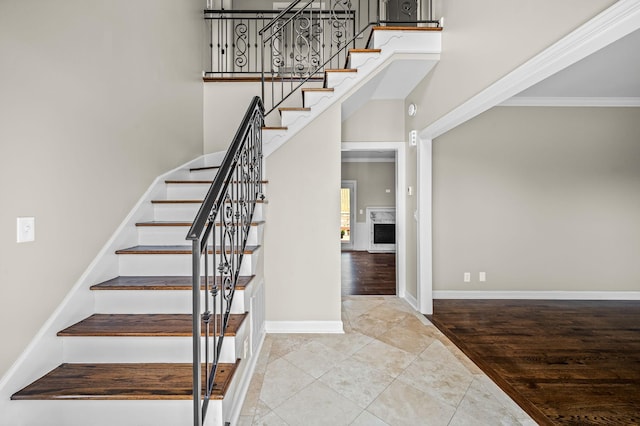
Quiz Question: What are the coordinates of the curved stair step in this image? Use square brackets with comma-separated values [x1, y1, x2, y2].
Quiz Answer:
[11, 362, 238, 401]
[90, 275, 254, 291]
[189, 165, 221, 172]
[57, 313, 247, 337]
[115, 245, 260, 255]
[150, 199, 268, 204]
[135, 221, 265, 227]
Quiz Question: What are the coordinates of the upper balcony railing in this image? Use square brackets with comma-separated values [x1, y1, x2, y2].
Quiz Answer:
[204, 0, 439, 79]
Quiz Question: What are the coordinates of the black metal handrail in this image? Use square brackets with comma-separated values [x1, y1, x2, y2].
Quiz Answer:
[187, 96, 264, 426]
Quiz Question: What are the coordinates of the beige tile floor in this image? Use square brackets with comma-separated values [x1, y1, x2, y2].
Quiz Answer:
[238, 296, 536, 426]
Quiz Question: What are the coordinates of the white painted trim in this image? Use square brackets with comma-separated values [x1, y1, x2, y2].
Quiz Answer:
[341, 158, 396, 163]
[420, 0, 640, 140]
[417, 138, 433, 315]
[433, 291, 640, 300]
[265, 321, 344, 333]
[403, 291, 418, 311]
[395, 144, 407, 299]
[228, 328, 266, 426]
[341, 142, 406, 299]
[500, 96, 640, 107]
[341, 180, 357, 251]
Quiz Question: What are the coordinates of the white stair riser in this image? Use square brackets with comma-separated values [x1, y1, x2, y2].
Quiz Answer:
[187, 169, 219, 180]
[280, 110, 312, 128]
[167, 183, 211, 199]
[167, 183, 267, 200]
[348, 52, 381, 69]
[117, 251, 259, 276]
[154, 203, 264, 222]
[373, 30, 442, 52]
[303, 91, 334, 108]
[94, 290, 248, 315]
[137, 225, 263, 247]
[2, 400, 204, 426]
[61, 323, 248, 363]
[324, 72, 358, 89]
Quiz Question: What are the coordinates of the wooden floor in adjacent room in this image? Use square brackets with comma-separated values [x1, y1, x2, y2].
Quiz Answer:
[427, 299, 640, 426]
[341, 251, 395, 295]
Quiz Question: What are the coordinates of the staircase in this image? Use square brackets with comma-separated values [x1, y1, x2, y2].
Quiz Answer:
[3, 25, 441, 426]
[258, 26, 442, 156]
[8, 163, 266, 426]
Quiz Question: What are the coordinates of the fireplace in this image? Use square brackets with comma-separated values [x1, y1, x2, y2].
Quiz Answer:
[366, 207, 396, 252]
[374, 223, 396, 244]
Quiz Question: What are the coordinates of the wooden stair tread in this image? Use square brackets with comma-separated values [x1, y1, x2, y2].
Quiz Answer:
[57, 313, 247, 337]
[164, 180, 269, 184]
[262, 126, 288, 131]
[135, 220, 264, 227]
[371, 26, 442, 31]
[278, 107, 311, 112]
[115, 245, 259, 255]
[11, 362, 238, 401]
[90, 275, 254, 291]
[344, 48, 382, 67]
[325, 68, 357, 73]
[189, 165, 220, 172]
[348, 48, 382, 53]
[151, 199, 267, 204]
[301, 88, 335, 92]
[204, 76, 324, 83]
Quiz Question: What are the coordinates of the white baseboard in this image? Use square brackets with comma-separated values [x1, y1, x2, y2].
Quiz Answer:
[228, 328, 266, 426]
[403, 292, 418, 310]
[433, 290, 640, 300]
[265, 321, 344, 334]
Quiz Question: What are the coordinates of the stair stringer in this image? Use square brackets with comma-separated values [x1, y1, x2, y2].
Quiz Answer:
[263, 30, 441, 158]
[0, 151, 232, 426]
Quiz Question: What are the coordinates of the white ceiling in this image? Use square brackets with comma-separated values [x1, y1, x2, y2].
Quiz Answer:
[514, 28, 640, 98]
[341, 58, 439, 121]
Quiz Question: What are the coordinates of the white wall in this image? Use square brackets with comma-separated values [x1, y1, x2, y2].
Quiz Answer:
[0, 0, 203, 377]
[341, 162, 396, 224]
[433, 106, 640, 292]
[204, 81, 323, 153]
[342, 100, 405, 142]
[406, 0, 616, 130]
[264, 104, 342, 327]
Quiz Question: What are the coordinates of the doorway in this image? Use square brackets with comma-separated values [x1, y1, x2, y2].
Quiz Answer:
[340, 144, 404, 296]
[341, 181, 356, 251]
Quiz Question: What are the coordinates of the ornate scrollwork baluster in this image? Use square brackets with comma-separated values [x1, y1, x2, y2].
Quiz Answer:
[234, 21, 249, 71]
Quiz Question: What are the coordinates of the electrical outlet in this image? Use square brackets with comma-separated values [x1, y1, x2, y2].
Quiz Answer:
[479, 272, 486, 282]
[464, 272, 471, 283]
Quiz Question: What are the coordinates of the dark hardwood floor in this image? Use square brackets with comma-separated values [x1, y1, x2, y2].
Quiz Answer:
[427, 299, 640, 426]
[341, 251, 395, 295]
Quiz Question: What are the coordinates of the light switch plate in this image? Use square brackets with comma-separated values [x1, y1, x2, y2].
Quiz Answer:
[17, 217, 35, 243]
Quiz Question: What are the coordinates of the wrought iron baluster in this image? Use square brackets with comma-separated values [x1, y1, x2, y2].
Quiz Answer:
[188, 97, 264, 426]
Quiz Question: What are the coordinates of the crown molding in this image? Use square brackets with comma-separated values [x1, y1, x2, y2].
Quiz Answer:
[500, 96, 640, 107]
